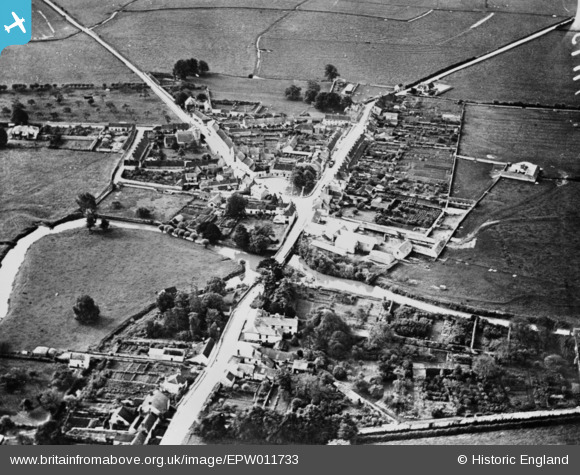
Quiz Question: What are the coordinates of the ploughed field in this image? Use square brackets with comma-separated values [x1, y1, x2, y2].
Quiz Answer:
[0, 228, 239, 351]
[0, 148, 118, 243]
[458, 104, 580, 178]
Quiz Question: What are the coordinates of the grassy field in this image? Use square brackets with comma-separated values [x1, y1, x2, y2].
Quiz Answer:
[259, 11, 559, 84]
[128, 0, 304, 11]
[52, 0, 131, 27]
[97, 9, 286, 78]
[100, 187, 192, 222]
[0, 88, 177, 124]
[297, 0, 428, 20]
[387, 180, 580, 320]
[31, 0, 78, 41]
[450, 158, 502, 200]
[0, 148, 118, 242]
[195, 74, 329, 117]
[458, 104, 580, 178]
[0, 34, 139, 86]
[1, 227, 240, 351]
[445, 30, 580, 107]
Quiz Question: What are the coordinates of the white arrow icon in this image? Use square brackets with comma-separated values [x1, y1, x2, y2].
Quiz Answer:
[4, 12, 26, 34]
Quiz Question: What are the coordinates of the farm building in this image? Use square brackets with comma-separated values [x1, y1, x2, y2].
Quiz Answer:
[148, 347, 186, 363]
[501, 162, 540, 182]
[69, 353, 91, 369]
[312, 239, 347, 257]
[335, 231, 378, 254]
[368, 250, 396, 267]
[393, 240, 413, 260]
[140, 390, 170, 417]
[188, 338, 216, 366]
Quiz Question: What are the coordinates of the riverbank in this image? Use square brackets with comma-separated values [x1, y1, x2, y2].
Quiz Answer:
[0, 225, 240, 351]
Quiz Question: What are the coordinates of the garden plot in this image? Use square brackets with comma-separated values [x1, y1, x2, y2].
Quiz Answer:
[100, 187, 193, 223]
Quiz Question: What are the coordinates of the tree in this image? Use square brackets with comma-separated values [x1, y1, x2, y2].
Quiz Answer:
[85, 212, 96, 232]
[199, 60, 210, 75]
[205, 277, 226, 296]
[197, 222, 222, 244]
[35, 420, 62, 445]
[11, 106, 28, 125]
[324, 64, 339, 81]
[73, 295, 100, 324]
[76, 192, 97, 215]
[233, 224, 250, 250]
[136, 207, 152, 219]
[157, 290, 175, 313]
[175, 91, 190, 107]
[304, 80, 321, 103]
[0, 415, 15, 434]
[99, 218, 110, 231]
[314, 92, 342, 111]
[285, 85, 302, 101]
[292, 165, 317, 194]
[0, 128, 7, 148]
[337, 416, 358, 441]
[472, 354, 500, 380]
[249, 231, 270, 255]
[225, 193, 247, 218]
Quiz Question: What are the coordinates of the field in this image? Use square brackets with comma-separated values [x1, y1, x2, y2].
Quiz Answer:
[100, 187, 192, 222]
[445, 30, 580, 107]
[259, 11, 559, 84]
[31, 0, 78, 41]
[0, 148, 118, 243]
[52, 0, 131, 27]
[0, 227, 240, 351]
[0, 34, 139, 85]
[450, 158, 502, 200]
[195, 74, 329, 117]
[0, 88, 176, 124]
[385, 180, 580, 320]
[458, 104, 580, 178]
[96, 9, 287, 78]
[127, 0, 304, 11]
[297, 0, 428, 20]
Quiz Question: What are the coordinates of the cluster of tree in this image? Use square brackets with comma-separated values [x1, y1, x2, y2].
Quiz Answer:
[197, 221, 222, 244]
[0, 128, 7, 148]
[76, 192, 109, 233]
[224, 193, 247, 218]
[291, 165, 317, 195]
[314, 92, 351, 112]
[172, 58, 210, 80]
[297, 238, 377, 283]
[257, 259, 297, 317]
[284, 84, 302, 101]
[392, 317, 432, 339]
[303, 309, 353, 359]
[196, 371, 357, 444]
[73, 295, 101, 324]
[0, 367, 30, 393]
[11, 101, 29, 125]
[148, 279, 228, 341]
[233, 223, 273, 255]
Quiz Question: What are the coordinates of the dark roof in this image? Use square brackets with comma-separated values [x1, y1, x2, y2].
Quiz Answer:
[202, 338, 216, 358]
[117, 406, 137, 424]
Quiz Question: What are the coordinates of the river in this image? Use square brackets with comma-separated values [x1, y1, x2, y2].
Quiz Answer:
[0, 218, 261, 321]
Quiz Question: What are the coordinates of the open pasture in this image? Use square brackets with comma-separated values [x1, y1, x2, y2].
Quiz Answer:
[52, 0, 131, 27]
[0, 34, 139, 85]
[259, 11, 559, 84]
[128, 0, 304, 12]
[458, 104, 580, 178]
[450, 158, 502, 200]
[97, 9, 286, 78]
[445, 30, 580, 107]
[0, 228, 239, 351]
[31, 0, 78, 40]
[0, 148, 118, 243]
